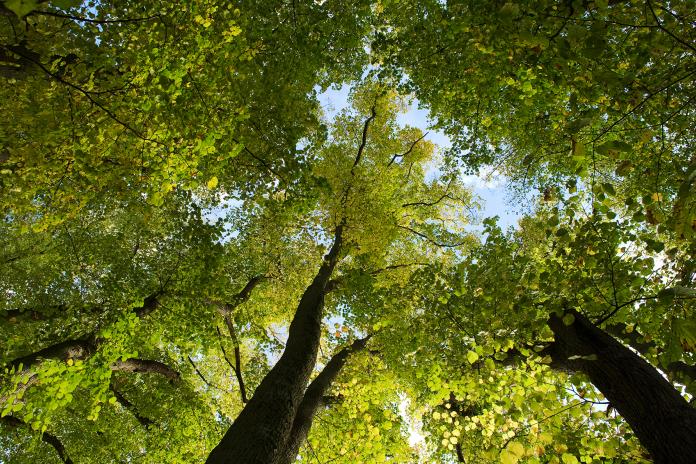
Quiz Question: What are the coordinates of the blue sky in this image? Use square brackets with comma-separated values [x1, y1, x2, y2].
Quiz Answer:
[204, 85, 524, 234]
[318, 85, 522, 231]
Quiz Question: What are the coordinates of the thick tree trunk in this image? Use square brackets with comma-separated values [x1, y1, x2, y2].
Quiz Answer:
[205, 225, 343, 464]
[278, 336, 370, 464]
[548, 309, 696, 464]
[605, 322, 696, 384]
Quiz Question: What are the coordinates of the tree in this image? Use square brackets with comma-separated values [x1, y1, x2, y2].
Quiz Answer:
[376, 0, 696, 236]
[371, 199, 696, 463]
[2, 74, 472, 462]
[2, 1, 695, 463]
[373, 1, 696, 461]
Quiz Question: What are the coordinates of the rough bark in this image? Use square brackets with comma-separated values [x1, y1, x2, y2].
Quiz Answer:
[605, 322, 696, 384]
[111, 358, 180, 382]
[206, 225, 343, 464]
[8, 338, 93, 371]
[226, 276, 266, 310]
[279, 336, 370, 464]
[132, 292, 162, 318]
[548, 309, 696, 464]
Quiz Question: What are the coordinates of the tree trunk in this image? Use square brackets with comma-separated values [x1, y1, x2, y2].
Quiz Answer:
[278, 336, 370, 464]
[605, 322, 696, 385]
[205, 225, 343, 464]
[548, 309, 696, 464]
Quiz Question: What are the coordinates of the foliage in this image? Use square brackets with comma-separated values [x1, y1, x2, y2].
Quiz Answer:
[1, 1, 695, 463]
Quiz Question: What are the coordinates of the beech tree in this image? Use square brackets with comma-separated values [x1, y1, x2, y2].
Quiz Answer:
[2, 1, 695, 464]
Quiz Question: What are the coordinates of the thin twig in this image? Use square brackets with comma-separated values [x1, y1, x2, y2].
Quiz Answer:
[387, 132, 428, 167]
[397, 224, 466, 248]
[186, 356, 226, 392]
[646, 0, 696, 53]
[592, 68, 696, 142]
[32, 10, 161, 25]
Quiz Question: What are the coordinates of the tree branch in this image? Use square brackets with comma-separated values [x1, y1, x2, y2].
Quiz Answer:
[223, 275, 266, 314]
[605, 322, 695, 384]
[6, 291, 162, 371]
[387, 132, 428, 167]
[133, 292, 163, 318]
[279, 336, 371, 463]
[0, 415, 73, 463]
[111, 358, 180, 382]
[402, 179, 455, 208]
[31, 10, 162, 25]
[223, 316, 248, 403]
[206, 224, 344, 463]
[2, 305, 66, 322]
[325, 263, 428, 293]
[7, 338, 93, 372]
[351, 105, 377, 175]
[592, 68, 696, 142]
[397, 224, 467, 248]
[208, 275, 267, 402]
[646, 0, 696, 54]
[187, 356, 226, 392]
[1, 45, 163, 146]
[109, 382, 154, 427]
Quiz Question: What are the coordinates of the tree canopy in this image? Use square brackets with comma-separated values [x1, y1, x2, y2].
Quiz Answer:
[1, 1, 695, 464]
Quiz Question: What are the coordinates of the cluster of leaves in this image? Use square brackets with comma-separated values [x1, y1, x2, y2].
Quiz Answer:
[1, 1, 695, 463]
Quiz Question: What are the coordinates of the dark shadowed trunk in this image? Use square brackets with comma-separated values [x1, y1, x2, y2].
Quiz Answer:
[547, 309, 696, 464]
[278, 336, 370, 464]
[605, 322, 696, 384]
[205, 225, 344, 464]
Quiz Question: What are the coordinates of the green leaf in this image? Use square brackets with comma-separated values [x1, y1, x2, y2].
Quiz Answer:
[466, 350, 479, 364]
[673, 319, 696, 352]
[567, 119, 592, 134]
[51, 0, 83, 8]
[4, 0, 39, 17]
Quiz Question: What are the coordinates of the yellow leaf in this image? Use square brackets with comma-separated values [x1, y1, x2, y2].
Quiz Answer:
[500, 449, 519, 464]
[207, 177, 219, 189]
[508, 441, 525, 457]
[561, 453, 579, 464]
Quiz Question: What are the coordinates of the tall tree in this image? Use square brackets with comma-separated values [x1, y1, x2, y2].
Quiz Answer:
[2, 1, 696, 463]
